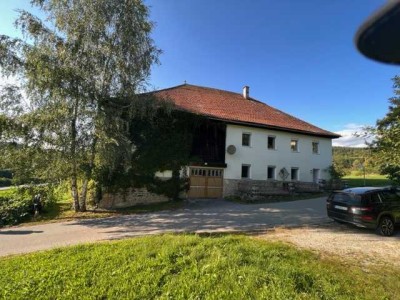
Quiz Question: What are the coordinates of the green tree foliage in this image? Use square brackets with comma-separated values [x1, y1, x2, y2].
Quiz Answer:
[0, 0, 160, 211]
[98, 109, 200, 200]
[371, 75, 400, 183]
[332, 146, 379, 176]
[325, 164, 345, 180]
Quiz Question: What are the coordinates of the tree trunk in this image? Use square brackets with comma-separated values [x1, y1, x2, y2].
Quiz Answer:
[79, 178, 88, 212]
[71, 176, 80, 212]
[70, 97, 80, 212]
[79, 137, 97, 212]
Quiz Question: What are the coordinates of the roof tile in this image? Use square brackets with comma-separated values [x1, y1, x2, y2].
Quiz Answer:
[153, 84, 339, 138]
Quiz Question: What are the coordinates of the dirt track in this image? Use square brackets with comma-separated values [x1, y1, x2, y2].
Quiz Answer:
[259, 222, 400, 268]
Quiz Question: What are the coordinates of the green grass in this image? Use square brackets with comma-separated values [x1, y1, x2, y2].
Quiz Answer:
[1, 234, 399, 300]
[343, 173, 393, 187]
[0, 188, 17, 198]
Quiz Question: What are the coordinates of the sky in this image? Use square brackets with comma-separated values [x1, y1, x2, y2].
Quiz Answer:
[0, 0, 398, 147]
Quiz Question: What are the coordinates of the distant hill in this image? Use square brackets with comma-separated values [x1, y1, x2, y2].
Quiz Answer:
[332, 146, 378, 175]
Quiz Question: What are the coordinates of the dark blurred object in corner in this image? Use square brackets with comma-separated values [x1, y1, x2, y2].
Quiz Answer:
[355, 0, 400, 65]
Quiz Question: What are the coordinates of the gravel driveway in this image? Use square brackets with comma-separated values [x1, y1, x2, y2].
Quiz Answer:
[1, 197, 399, 265]
[259, 223, 400, 268]
[0, 197, 328, 256]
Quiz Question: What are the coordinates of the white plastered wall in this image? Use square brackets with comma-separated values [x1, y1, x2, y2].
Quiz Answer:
[224, 124, 333, 182]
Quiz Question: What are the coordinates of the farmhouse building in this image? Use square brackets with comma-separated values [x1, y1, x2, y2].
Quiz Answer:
[153, 84, 340, 199]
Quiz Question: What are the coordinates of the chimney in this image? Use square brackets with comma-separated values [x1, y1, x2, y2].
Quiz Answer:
[243, 86, 249, 99]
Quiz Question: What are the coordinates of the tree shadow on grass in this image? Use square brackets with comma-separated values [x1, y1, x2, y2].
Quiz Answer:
[29, 200, 185, 224]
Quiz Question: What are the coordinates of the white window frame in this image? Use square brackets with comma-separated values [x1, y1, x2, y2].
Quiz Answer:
[267, 165, 276, 180]
[312, 141, 319, 154]
[242, 132, 252, 147]
[290, 139, 299, 152]
[241, 164, 251, 179]
[267, 135, 276, 150]
[291, 167, 299, 181]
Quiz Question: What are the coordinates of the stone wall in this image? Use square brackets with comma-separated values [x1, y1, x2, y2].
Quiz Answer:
[100, 187, 169, 209]
[223, 179, 321, 199]
[223, 179, 241, 197]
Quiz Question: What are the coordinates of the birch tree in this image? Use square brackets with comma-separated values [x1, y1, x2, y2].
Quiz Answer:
[0, 0, 160, 211]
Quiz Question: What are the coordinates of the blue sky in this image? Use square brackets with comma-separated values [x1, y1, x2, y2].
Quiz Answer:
[0, 1, 398, 146]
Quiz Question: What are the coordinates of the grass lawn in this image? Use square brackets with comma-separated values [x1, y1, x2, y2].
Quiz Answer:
[1, 234, 399, 300]
[343, 173, 393, 187]
[0, 188, 15, 198]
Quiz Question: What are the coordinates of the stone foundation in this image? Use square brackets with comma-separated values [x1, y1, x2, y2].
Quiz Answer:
[223, 179, 241, 197]
[223, 179, 321, 199]
[100, 187, 169, 209]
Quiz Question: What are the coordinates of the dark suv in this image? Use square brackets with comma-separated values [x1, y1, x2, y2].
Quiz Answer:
[327, 187, 400, 236]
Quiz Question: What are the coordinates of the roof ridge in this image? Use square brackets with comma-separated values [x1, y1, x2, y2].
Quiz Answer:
[160, 83, 269, 104]
[143, 83, 187, 94]
[158, 82, 251, 97]
[182, 83, 244, 97]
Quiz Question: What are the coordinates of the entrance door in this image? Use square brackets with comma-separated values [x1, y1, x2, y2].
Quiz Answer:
[313, 169, 320, 183]
[188, 167, 223, 198]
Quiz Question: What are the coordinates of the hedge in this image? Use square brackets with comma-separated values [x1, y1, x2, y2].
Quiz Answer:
[0, 185, 56, 226]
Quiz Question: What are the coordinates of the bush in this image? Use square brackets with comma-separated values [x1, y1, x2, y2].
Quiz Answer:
[147, 176, 189, 200]
[17, 185, 57, 208]
[0, 185, 57, 226]
[0, 190, 31, 226]
[326, 164, 345, 180]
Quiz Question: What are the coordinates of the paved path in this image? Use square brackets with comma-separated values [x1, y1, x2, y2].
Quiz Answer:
[0, 197, 328, 257]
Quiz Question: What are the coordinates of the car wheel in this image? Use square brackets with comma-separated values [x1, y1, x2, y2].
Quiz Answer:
[378, 216, 395, 236]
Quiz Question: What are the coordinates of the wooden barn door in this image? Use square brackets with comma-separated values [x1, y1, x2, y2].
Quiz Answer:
[188, 167, 223, 198]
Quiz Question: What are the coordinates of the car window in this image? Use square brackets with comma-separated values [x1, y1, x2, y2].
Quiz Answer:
[378, 191, 400, 203]
[333, 193, 356, 204]
[363, 192, 381, 205]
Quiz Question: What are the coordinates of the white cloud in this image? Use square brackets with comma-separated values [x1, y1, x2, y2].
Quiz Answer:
[332, 123, 374, 148]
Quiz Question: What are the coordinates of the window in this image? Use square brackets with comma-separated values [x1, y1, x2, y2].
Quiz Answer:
[379, 191, 400, 203]
[291, 168, 299, 181]
[333, 193, 356, 204]
[242, 133, 251, 146]
[241, 164, 250, 178]
[312, 141, 319, 154]
[290, 139, 298, 152]
[363, 193, 381, 205]
[267, 136, 276, 150]
[267, 166, 276, 180]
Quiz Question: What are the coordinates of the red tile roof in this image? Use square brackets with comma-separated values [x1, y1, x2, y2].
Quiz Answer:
[153, 84, 340, 138]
